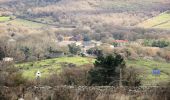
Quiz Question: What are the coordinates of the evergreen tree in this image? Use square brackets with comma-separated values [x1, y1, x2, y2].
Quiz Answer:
[88, 53, 126, 86]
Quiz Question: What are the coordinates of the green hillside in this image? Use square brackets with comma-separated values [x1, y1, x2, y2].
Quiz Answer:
[138, 11, 170, 29]
[127, 59, 170, 85]
[15, 56, 94, 79]
[16, 57, 170, 85]
[0, 15, 47, 28]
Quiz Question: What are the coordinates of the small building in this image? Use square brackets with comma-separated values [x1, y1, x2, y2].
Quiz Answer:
[113, 40, 128, 47]
[3, 57, 14, 62]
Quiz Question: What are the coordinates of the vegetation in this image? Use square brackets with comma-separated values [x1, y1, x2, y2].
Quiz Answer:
[144, 39, 170, 48]
[138, 11, 170, 29]
[88, 54, 126, 86]
[15, 56, 94, 79]
[68, 43, 81, 55]
[8, 18, 46, 28]
[0, 16, 10, 22]
[0, 0, 170, 99]
[127, 59, 170, 85]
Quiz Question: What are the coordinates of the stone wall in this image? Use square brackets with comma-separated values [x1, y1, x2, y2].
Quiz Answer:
[0, 86, 170, 100]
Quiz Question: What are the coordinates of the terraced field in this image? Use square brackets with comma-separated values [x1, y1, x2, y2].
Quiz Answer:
[138, 11, 170, 30]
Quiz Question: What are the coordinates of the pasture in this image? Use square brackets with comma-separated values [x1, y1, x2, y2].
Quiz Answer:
[0, 16, 10, 22]
[16, 56, 94, 79]
[8, 18, 46, 28]
[16, 56, 170, 85]
[127, 59, 170, 85]
[138, 11, 170, 29]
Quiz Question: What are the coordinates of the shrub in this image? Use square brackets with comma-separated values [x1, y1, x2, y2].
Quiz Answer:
[152, 40, 169, 48]
[42, 74, 63, 86]
[123, 67, 142, 87]
[60, 67, 90, 85]
[6, 72, 27, 87]
[68, 43, 81, 55]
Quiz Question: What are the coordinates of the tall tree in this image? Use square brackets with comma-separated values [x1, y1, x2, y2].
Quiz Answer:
[88, 53, 126, 86]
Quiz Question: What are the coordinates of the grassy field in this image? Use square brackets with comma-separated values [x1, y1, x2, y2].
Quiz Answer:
[138, 11, 170, 29]
[16, 57, 170, 85]
[127, 59, 170, 85]
[8, 18, 46, 28]
[16, 56, 94, 79]
[0, 15, 46, 28]
[0, 16, 10, 22]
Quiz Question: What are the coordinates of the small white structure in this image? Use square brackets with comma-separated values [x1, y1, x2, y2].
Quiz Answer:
[3, 57, 14, 62]
[18, 98, 24, 100]
[110, 45, 115, 49]
[36, 70, 41, 79]
[35, 97, 39, 100]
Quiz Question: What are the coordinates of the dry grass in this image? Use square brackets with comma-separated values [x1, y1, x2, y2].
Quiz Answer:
[1, 86, 170, 100]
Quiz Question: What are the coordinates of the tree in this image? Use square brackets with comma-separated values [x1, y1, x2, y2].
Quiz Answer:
[83, 35, 91, 41]
[20, 46, 31, 61]
[0, 47, 5, 60]
[68, 43, 81, 55]
[88, 53, 126, 86]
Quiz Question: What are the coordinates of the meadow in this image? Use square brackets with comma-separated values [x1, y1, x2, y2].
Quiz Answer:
[0, 16, 10, 22]
[8, 18, 46, 28]
[0, 15, 47, 29]
[15, 56, 170, 85]
[15, 56, 94, 79]
[138, 11, 170, 29]
[127, 59, 170, 85]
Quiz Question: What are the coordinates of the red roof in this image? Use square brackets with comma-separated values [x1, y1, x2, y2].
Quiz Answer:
[113, 40, 128, 43]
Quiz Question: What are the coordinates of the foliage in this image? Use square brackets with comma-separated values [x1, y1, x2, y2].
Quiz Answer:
[0, 16, 10, 22]
[143, 39, 170, 48]
[87, 48, 103, 56]
[68, 43, 81, 55]
[59, 66, 90, 85]
[138, 12, 170, 29]
[0, 62, 27, 87]
[88, 53, 126, 86]
[0, 47, 5, 60]
[123, 67, 142, 87]
[112, 42, 118, 47]
[127, 59, 170, 85]
[83, 35, 91, 41]
[20, 46, 31, 61]
[15, 57, 94, 79]
[143, 39, 153, 46]
[152, 40, 169, 48]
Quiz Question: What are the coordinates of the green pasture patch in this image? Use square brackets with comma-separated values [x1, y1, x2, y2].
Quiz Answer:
[0, 16, 10, 22]
[9, 18, 46, 28]
[127, 59, 170, 85]
[16, 56, 94, 79]
[138, 11, 170, 29]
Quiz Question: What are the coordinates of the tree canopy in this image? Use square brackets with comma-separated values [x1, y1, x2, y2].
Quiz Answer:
[88, 53, 126, 86]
